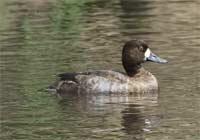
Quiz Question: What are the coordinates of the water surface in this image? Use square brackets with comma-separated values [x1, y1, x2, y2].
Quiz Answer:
[0, 0, 200, 140]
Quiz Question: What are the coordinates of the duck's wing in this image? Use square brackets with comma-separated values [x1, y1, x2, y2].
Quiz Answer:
[88, 70, 128, 82]
[61, 70, 127, 81]
[59, 70, 127, 82]
[58, 71, 97, 82]
[49, 70, 128, 94]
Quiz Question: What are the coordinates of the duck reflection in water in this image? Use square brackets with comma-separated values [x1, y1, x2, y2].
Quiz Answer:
[121, 104, 161, 140]
[56, 96, 161, 140]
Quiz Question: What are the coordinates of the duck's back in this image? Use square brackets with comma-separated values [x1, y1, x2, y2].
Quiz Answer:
[52, 69, 158, 96]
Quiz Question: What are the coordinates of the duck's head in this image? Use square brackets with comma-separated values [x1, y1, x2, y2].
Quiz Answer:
[122, 39, 167, 76]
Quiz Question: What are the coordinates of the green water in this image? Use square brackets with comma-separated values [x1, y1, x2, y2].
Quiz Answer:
[0, 0, 200, 140]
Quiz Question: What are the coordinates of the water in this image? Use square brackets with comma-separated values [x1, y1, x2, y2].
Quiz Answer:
[0, 0, 199, 139]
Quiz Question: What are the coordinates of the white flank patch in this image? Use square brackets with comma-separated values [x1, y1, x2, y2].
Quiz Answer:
[144, 48, 151, 59]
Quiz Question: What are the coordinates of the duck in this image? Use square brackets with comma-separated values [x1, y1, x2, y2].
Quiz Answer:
[49, 39, 167, 96]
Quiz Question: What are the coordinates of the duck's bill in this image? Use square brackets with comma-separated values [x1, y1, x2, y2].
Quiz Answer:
[147, 52, 168, 64]
[144, 48, 167, 63]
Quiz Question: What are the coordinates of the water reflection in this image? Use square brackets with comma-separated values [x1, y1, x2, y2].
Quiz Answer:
[57, 95, 160, 140]
[121, 104, 160, 140]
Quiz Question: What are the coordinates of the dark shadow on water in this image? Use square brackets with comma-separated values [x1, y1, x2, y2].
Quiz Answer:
[120, 0, 152, 13]
[121, 104, 161, 140]
[122, 105, 145, 136]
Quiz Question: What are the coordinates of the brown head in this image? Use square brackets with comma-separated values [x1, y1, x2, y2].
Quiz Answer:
[122, 40, 167, 76]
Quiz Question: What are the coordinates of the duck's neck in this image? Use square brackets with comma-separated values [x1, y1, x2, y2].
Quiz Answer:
[124, 64, 142, 77]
